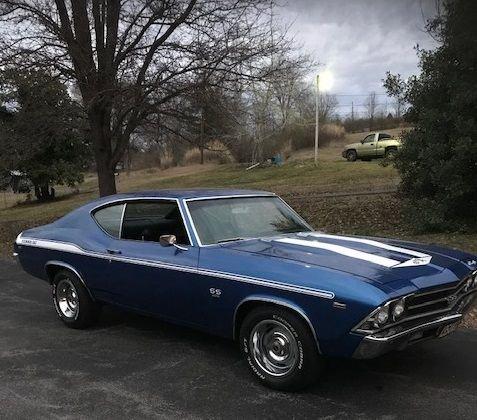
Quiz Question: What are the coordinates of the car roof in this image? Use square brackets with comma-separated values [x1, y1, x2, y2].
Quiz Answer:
[88, 188, 275, 206]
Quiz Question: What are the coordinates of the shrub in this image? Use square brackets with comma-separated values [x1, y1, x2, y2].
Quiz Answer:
[290, 122, 345, 150]
[384, 0, 477, 231]
[319, 124, 345, 146]
[182, 140, 234, 165]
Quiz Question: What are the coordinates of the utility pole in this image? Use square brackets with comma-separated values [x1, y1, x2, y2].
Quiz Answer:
[314, 74, 320, 166]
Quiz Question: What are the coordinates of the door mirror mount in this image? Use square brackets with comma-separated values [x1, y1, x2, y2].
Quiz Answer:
[159, 234, 188, 251]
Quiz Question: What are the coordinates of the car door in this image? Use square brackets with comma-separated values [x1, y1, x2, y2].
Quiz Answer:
[376, 133, 391, 156]
[358, 133, 377, 157]
[101, 199, 207, 327]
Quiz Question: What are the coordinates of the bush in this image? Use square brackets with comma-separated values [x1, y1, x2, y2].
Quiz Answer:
[182, 140, 234, 165]
[290, 123, 345, 150]
[384, 0, 477, 231]
[318, 124, 345, 146]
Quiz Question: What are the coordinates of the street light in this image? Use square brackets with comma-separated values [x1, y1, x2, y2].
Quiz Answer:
[314, 70, 334, 165]
[314, 74, 319, 166]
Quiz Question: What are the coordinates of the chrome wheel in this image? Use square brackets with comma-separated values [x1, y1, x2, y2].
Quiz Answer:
[250, 319, 299, 377]
[56, 278, 79, 319]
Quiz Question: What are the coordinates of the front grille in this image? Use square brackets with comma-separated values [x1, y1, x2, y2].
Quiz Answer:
[405, 276, 475, 319]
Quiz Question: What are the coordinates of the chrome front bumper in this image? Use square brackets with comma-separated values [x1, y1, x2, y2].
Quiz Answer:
[352, 313, 463, 359]
[353, 283, 477, 359]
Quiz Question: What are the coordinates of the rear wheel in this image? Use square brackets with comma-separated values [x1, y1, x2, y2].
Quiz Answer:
[346, 150, 357, 162]
[239, 307, 323, 390]
[385, 148, 398, 159]
[52, 269, 100, 329]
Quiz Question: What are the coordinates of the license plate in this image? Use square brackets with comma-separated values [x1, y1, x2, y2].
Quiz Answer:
[437, 323, 458, 338]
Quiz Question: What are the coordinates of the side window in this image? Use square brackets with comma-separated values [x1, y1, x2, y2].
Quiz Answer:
[121, 201, 190, 245]
[93, 204, 125, 238]
[378, 133, 391, 140]
[363, 134, 375, 143]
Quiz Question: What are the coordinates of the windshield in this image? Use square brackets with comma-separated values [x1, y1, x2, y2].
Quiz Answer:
[186, 196, 311, 245]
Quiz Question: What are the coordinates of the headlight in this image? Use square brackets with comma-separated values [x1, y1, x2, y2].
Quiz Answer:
[464, 276, 474, 292]
[354, 297, 407, 333]
[375, 307, 389, 326]
[392, 299, 405, 319]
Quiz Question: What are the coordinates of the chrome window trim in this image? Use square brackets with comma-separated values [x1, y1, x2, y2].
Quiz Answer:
[118, 203, 127, 239]
[17, 236, 335, 300]
[183, 194, 313, 247]
[90, 197, 195, 246]
[276, 196, 314, 231]
[91, 202, 126, 240]
[233, 296, 322, 354]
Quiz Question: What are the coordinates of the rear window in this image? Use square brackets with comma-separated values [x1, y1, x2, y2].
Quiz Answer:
[93, 204, 125, 238]
[378, 133, 392, 140]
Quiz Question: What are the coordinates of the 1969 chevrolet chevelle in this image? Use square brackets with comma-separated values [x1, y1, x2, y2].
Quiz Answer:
[14, 189, 477, 390]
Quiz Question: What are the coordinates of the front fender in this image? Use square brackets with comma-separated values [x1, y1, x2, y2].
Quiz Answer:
[233, 294, 322, 353]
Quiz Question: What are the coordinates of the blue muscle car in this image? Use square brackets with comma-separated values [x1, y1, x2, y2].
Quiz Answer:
[14, 189, 477, 390]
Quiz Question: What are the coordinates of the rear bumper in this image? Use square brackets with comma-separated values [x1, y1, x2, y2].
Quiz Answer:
[353, 292, 476, 359]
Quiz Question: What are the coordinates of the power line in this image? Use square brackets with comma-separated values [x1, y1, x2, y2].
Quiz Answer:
[332, 93, 390, 97]
[333, 102, 392, 108]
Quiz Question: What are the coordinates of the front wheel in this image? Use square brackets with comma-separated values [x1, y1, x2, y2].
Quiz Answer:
[52, 269, 100, 329]
[239, 307, 324, 390]
[346, 150, 357, 162]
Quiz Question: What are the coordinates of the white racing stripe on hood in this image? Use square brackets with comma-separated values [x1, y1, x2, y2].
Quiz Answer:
[277, 238, 400, 268]
[304, 233, 429, 258]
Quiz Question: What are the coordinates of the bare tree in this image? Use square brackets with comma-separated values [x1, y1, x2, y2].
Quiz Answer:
[365, 91, 378, 129]
[393, 97, 405, 119]
[318, 93, 338, 123]
[0, 0, 293, 196]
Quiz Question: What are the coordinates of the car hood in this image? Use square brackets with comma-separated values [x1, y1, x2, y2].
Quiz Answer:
[344, 142, 361, 149]
[221, 232, 476, 287]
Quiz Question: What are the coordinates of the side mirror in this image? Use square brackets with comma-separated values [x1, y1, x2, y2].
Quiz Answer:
[160, 234, 177, 246]
[159, 234, 188, 251]
[360, 139, 365, 144]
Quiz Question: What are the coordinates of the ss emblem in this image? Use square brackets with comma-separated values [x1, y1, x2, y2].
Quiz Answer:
[209, 288, 222, 298]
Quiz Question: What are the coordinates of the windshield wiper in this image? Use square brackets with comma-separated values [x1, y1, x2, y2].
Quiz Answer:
[217, 237, 246, 243]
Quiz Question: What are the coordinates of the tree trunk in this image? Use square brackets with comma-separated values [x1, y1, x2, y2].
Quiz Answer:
[200, 146, 204, 165]
[96, 157, 117, 197]
[90, 113, 117, 197]
[34, 183, 54, 201]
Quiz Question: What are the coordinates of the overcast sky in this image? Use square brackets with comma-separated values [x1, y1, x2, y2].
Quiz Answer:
[279, 0, 439, 116]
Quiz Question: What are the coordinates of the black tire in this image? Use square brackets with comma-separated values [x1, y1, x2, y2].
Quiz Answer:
[346, 149, 357, 162]
[52, 269, 100, 329]
[239, 306, 324, 391]
[385, 148, 397, 159]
